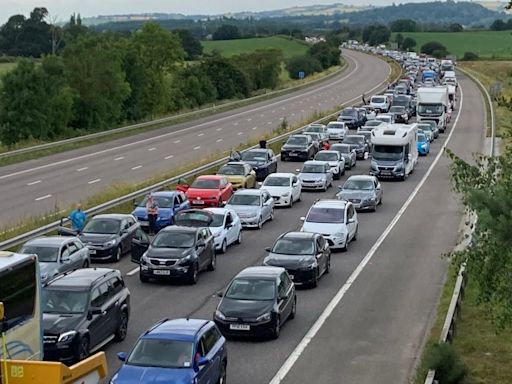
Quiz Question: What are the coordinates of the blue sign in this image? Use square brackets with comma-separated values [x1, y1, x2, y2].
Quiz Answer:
[298, 71, 305, 79]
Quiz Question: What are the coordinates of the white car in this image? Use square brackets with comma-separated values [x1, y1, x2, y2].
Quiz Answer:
[300, 199, 358, 251]
[260, 173, 301, 208]
[370, 95, 390, 113]
[204, 208, 242, 254]
[326, 121, 348, 141]
[375, 113, 395, 125]
[314, 150, 345, 180]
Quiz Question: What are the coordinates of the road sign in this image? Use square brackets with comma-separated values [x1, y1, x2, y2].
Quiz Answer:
[298, 71, 305, 79]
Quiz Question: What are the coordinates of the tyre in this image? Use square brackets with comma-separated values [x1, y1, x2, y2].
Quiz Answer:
[334, 170, 341, 180]
[271, 317, 281, 340]
[257, 216, 263, 229]
[208, 253, 217, 271]
[311, 269, 319, 288]
[139, 272, 149, 283]
[235, 230, 242, 244]
[112, 246, 122, 262]
[218, 362, 227, 384]
[289, 297, 297, 320]
[288, 197, 293, 208]
[353, 226, 358, 241]
[114, 311, 129, 341]
[77, 336, 90, 362]
[371, 203, 377, 212]
[269, 209, 274, 221]
[220, 239, 227, 254]
[325, 256, 331, 274]
[188, 263, 199, 285]
[341, 236, 349, 252]
[379, 194, 383, 205]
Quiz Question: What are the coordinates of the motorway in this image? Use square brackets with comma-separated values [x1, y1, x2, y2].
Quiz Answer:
[0, 49, 390, 226]
[91, 72, 485, 383]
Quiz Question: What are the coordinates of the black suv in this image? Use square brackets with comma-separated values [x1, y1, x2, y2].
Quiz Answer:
[338, 108, 365, 129]
[42, 268, 131, 364]
[281, 134, 317, 162]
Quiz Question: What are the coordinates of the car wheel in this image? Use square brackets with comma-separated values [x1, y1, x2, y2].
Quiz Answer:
[208, 253, 217, 271]
[289, 297, 297, 320]
[139, 272, 149, 283]
[353, 226, 358, 241]
[114, 311, 128, 341]
[334, 170, 340, 180]
[77, 336, 90, 362]
[371, 203, 377, 212]
[311, 269, 319, 288]
[342, 236, 349, 252]
[218, 362, 227, 384]
[112, 246, 122, 262]
[269, 209, 274, 221]
[325, 256, 331, 274]
[379, 194, 383, 205]
[82, 259, 89, 268]
[271, 316, 281, 340]
[188, 263, 199, 285]
[257, 216, 263, 229]
[297, 193, 301, 202]
[218, 198, 223, 207]
[220, 239, 227, 254]
[235, 230, 242, 244]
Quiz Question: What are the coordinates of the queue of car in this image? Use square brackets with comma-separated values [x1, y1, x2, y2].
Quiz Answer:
[15, 49, 455, 384]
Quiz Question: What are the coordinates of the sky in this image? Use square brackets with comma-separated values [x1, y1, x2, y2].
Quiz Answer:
[0, 0, 499, 23]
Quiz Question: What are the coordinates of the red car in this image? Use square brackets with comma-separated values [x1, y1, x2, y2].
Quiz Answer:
[179, 175, 234, 208]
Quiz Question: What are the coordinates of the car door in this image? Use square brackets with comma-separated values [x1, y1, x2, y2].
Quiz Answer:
[196, 230, 208, 270]
[268, 150, 278, 173]
[291, 176, 301, 201]
[66, 241, 83, 270]
[131, 227, 150, 264]
[118, 219, 131, 253]
[374, 179, 382, 202]
[262, 192, 272, 221]
[203, 228, 215, 262]
[200, 327, 224, 384]
[315, 237, 327, 274]
[325, 164, 333, 184]
[346, 204, 357, 240]
[58, 245, 71, 275]
[194, 336, 212, 384]
[88, 282, 113, 348]
[277, 273, 294, 320]
[224, 212, 235, 245]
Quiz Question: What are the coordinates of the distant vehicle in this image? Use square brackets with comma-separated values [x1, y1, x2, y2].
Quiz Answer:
[416, 123, 434, 142]
[217, 162, 257, 190]
[358, 106, 376, 121]
[392, 95, 414, 117]
[326, 121, 348, 141]
[419, 120, 439, 139]
[337, 107, 365, 129]
[296, 161, 333, 191]
[314, 150, 345, 179]
[214, 266, 296, 339]
[173, 208, 242, 254]
[300, 199, 358, 252]
[20, 236, 90, 284]
[417, 132, 430, 156]
[370, 123, 418, 181]
[43, 268, 130, 364]
[440, 59, 454, 73]
[375, 113, 395, 125]
[330, 143, 357, 169]
[389, 106, 409, 123]
[422, 70, 437, 83]
[113, 319, 227, 384]
[137, 225, 216, 284]
[281, 134, 317, 162]
[240, 148, 278, 180]
[337, 175, 383, 212]
[363, 120, 387, 130]
[416, 87, 449, 132]
[260, 173, 302, 208]
[225, 189, 274, 229]
[78, 214, 142, 262]
[131, 191, 190, 231]
[343, 135, 369, 159]
[181, 175, 234, 208]
[264, 232, 330, 287]
[303, 123, 327, 135]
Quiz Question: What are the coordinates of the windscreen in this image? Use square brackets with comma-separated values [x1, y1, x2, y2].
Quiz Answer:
[127, 339, 193, 369]
[306, 207, 344, 223]
[138, 195, 174, 209]
[263, 177, 291, 187]
[301, 164, 325, 173]
[218, 164, 245, 176]
[20, 245, 59, 262]
[372, 145, 404, 161]
[152, 232, 195, 249]
[315, 152, 338, 162]
[272, 238, 315, 255]
[83, 219, 120, 234]
[286, 136, 308, 146]
[225, 278, 276, 301]
[343, 179, 374, 190]
[190, 179, 220, 189]
[229, 194, 261, 206]
[43, 289, 89, 314]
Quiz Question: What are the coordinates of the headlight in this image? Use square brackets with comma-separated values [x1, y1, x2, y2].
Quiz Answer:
[215, 310, 226, 320]
[371, 162, 378, 171]
[395, 164, 404, 172]
[316, 178, 324, 182]
[302, 261, 317, 270]
[281, 192, 290, 197]
[179, 254, 193, 265]
[364, 196, 376, 202]
[421, 143, 427, 148]
[58, 331, 77, 343]
[103, 239, 116, 247]
[214, 232, 221, 237]
[334, 232, 345, 238]
[210, 196, 217, 200]
[256, 312, 272, 322]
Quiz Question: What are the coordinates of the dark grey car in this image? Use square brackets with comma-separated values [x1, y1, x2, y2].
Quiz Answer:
[20, 236, 90, 284]
[330, 144, 357, 169]
[337, 175, 383, 212]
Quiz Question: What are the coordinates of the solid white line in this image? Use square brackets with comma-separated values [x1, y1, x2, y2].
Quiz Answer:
[216, 128, 223, 131]
[216, 139, 223, 143]
[174, 140, 181, 144]
[126, 267, 140, 276]
[193, 146, 201, 150]
[267, 122, 273, 125]
[88, 178, 101, 184]
[247, 118, 252, 122]
[237, 132, 243, 136]
[164, 155, 174, 160]
[114, 156, 124, 161]
[35, 194, 52, 201]
[27, 180, 42, 186]
[268, 83, 466, 384]
[252, 127, 258, 130]
[197, 133, 204, 137]
[76, 167, 88, 172]
[131, 165, 142, 170]
[148, 147, 156, 151]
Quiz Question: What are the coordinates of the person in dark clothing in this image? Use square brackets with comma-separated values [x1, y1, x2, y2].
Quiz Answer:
[146, 194, 159, 235]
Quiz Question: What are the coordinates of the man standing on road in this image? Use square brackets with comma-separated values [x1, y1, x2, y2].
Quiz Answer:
[362, 93, 367, 105]
[69, 204, 87, 234]
[146, 194, 159, 235]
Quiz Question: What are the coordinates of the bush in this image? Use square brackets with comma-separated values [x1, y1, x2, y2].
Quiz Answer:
[286, 55, 322, 79]
[425, 343, 467, 384]
[432, 49, 449, 59]
[421, 41, 447, 55]
[462, 51, 479, 61]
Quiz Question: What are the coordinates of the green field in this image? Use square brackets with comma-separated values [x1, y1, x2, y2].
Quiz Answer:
[202, 36, 309, 58]
[0, 62, 16, 78]
[392, 30, 512, 59]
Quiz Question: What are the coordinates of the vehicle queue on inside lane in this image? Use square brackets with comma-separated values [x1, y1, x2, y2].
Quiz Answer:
[16, 49, 455, 384]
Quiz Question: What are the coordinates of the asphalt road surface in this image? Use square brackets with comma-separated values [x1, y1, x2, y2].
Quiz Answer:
[89, 73, 485, 384]
[0, 49, 390, 226]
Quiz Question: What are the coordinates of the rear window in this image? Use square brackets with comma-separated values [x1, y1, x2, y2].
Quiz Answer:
[306, 207, 345, 223]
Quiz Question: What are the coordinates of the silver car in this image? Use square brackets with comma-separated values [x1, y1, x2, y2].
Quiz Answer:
[297, 161, 333, 191]
[225, 189, 274, 229]
[314, 150, 345, 180]
[19, 236, 90, 283]
[336, 175, 383, 212]
[331, 143, 357, 169]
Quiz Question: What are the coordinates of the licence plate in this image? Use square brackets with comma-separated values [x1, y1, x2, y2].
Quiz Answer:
[289, 153, 298, 156]
[229, 324, 250, 331]
[89, 249, 96, 254]
[381, 170, 391, 175]
[153, 270, 171, 275]
[194, 200, 204, 205]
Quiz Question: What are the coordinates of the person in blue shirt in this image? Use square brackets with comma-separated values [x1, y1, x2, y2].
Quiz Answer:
[69, 204, 87, 234]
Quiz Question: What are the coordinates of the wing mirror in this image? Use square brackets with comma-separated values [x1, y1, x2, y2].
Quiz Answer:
[117, 352, 128, 362]
[197, 356, 210, 367]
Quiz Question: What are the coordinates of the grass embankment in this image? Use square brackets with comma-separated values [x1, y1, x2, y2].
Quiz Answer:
[460, 61, 512, 147]
[202, 36, 309, 58]
[392, 30, 512, 59]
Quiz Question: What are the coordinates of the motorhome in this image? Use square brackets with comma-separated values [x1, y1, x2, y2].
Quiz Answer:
[370, 124, 418, 181]
[416, 87, 449, 132]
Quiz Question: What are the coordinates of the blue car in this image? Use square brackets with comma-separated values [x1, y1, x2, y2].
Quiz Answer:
[131, 191, 190, 232]
[417, 132, 430, 156]
[111, 318, 228, 384]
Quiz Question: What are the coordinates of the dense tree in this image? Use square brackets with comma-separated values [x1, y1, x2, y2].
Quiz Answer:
[286, 55, 322, 79]
[200, 56, 250, 99]
[490, 19, 508, 31]
[421, 41, 447, 55]
[308, 42, 340, 70]
[174, 66, 217, 109]
[232, 49, 283, 91]
[462, 51, 479, 61]
[362, 25, 391, 46]
[174, 29, 203, 60]
[395, 33, 404, 48]
[401, 37, 417, 51]
[390, 19, 417, 32]
[212, 24, 240, 40]
[448, 23, 463, 32]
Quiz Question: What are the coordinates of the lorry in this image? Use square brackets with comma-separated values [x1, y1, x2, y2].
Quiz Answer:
[369, 124, 418, 181]
[416, 86, 449, 132]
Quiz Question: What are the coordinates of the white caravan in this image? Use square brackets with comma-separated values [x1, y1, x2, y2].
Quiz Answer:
[416, 87, 450, 132]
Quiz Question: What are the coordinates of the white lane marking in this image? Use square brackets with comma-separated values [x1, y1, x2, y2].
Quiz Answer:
[88, 178, 101, 184]
[193, 146, 201, 150]
[35, 194, 52, 201]
[131, 165, 142, 170]
[272, 110, 276, 113]
[27, 180, 42, 186]
[237, 132, 243, 136]
[174, 140, 181, 144]
[114, 156, 124, 161]
[234, 122, 239, 126]
[291, 113, 296, 117]
[216, 139, 223, 143]
[247, 118, 252, 122]
[260, 114, 265, 117]
[268, 84, 466, 384]
[148, 147, 156, 151]
[127, 267, 140, 276]
[267, 121, 273, 125]
[252, 127, 258, 130]
[197, 133, 204, 137]
[216, 127, 223, 131]
[164, 155, 174, 160]
[76, 167, 88, 172]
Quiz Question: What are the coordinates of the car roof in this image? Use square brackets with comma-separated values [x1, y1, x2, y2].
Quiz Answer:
[150, 191, 178, 197]
[145, 318, 211, 342]
[196, 175, 224, 181]
[303, 160, 328, 166]
[346, 175, 375, 182]
[331, 143, 350, 147]
[289, 134, 308, 138]
[93, 214, 131, 221]
[312, 199, 347, 209]
[281, 231, 316, 240]
[204, 207, 229, 215]
[25, 236, 76, 247]
[232, 189, 263, 196]
[245, 148, 270, 153]
[346, 135, 365, 139]
[316, 150, 339, 155]
[224, 162, 247, 166]
[45, 268, 116, 289]
[236, 266, 284, 278]
[266, 173, 294, 178]
[160, 225, 198, 234]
